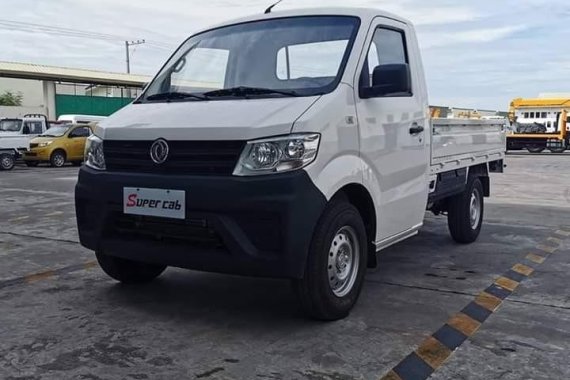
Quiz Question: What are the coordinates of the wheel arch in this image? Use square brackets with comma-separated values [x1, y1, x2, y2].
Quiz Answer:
[331, 183, 378, 268]
[468, 163, 490, 197]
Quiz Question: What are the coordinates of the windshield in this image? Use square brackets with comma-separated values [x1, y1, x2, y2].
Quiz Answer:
[0, 119, 22, 132]
[41, 125, 71, 137]
[142, 16, 360, 102]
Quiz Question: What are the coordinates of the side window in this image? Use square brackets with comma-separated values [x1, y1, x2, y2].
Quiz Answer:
[29, 122, 43, 134]
[361, 27, 411, 97]
[276, 40, 349, 81]
[70, 127, 90, 138]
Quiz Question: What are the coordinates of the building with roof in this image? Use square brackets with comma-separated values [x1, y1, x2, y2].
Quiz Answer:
[0, 61, 151, 120]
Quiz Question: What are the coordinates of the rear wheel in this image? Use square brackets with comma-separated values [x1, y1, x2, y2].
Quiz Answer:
[0, 154, 15, 171]
[96, 250, 167, 284]
[293, 200, 367, 321]
[549, 147, 566, 154]
[447, 178, 484, 244]
[50, 150, 66, 167]
[527, 146, 545, 154]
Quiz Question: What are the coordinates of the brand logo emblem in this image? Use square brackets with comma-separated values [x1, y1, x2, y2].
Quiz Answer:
[150, 139, 169, 164]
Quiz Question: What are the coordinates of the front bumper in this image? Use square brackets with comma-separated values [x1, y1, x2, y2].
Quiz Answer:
[23, 148, 50, 161]
[75, 167, 326, 279]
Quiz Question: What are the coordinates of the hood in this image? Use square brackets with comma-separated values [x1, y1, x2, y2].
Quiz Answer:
[98, 96, 320, 141]
[30, 136, 60, 144]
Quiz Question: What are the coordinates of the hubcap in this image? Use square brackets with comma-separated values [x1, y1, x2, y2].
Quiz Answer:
[54, 154, 65, 167]
[469, 189, 481, 229]
[1, 156, 12, 169]
[327, 226, 360, 298]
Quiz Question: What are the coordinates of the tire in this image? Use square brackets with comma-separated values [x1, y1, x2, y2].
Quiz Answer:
[0, 153, 15, 171]
[549, 147, 566, 154]
[292, 200, 368, 321]
[25, 161, 39, 167]
[50, 150, 66, 167]
[527, 146, 545, 154]
[95, 250, 167, 284]
[448, 177, 484, 244]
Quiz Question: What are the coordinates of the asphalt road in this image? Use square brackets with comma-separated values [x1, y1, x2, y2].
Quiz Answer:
[0, 154, 569, 380]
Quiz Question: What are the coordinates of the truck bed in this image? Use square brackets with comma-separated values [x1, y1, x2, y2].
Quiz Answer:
[430, 119, 506, 174]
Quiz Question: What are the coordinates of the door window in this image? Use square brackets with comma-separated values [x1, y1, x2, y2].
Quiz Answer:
[70, 127, 91, 138]
[365, 28, 408, 86]
[23, 122, 43, 134]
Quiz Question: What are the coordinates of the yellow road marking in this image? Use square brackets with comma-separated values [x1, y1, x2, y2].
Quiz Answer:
[512, 263, 535, 277]
[547, 237, 563, 245]
[415, 336, 452, 369]
[379, 370, 403, 380]
[475, 292, 503, 312]
[496, 276, 519, 292]
[554, 230, 570, 237]
[447, 313, 481, 337]
[25, 270, 56, 283]
[45, 211, 64, 217]
[84, 261, 98, 270]
[10, 216, 29, 222]
[526, 253, 546, 264]
[536, 244, 558, 254]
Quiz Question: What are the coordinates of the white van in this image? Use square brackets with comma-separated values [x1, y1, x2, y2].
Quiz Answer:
[76, 8, 505, 320]
[58, 114, 106, 124]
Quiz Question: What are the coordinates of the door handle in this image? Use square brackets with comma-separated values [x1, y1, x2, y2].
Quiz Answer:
[409, 124, 425, 135]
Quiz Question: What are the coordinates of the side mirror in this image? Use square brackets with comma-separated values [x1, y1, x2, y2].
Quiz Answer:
[361, 64, 412, 99]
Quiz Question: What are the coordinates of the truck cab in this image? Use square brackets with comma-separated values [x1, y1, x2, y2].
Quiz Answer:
[76, 8, 505, 320]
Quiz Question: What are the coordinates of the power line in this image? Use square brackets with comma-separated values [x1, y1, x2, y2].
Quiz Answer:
[0, 19, 176, 49]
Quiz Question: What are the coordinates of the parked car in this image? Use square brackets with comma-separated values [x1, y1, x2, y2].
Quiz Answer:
[23, 124, 93, 167]
[75, 8, 506, 320]
[0, 114, 49, 170]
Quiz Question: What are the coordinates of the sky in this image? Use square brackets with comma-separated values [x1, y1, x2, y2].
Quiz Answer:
[1, 0, 569, 110]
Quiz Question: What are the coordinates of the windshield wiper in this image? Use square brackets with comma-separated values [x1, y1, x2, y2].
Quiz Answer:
[203, 86, 299, 98]
[146, 91, 209, 102]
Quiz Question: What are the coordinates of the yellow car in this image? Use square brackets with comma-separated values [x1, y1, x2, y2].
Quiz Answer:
[23, 124, 93, 167]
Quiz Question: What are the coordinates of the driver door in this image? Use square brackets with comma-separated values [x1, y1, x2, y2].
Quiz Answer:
[67, 126, 91, 160]
[355, 18, 430, 242]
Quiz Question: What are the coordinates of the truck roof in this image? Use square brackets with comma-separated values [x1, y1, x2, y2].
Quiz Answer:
[195, 7, 410, 36]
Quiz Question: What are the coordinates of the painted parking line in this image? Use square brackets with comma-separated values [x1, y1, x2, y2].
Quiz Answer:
[0, 261, 98, 290]
[9, 216, 30, 222]
[44, 211, 64, 217]
[379, 230, 568, 380]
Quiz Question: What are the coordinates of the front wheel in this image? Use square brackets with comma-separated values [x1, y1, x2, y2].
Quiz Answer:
[50, 150, 66, 167]
[95, 251, 167, 284]
[293, 200, 368, 321]
[0, 153, 15, 171]
[447, 177, 484, 244]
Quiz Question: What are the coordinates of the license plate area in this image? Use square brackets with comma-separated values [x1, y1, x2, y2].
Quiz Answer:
[123, 187, 185, 220]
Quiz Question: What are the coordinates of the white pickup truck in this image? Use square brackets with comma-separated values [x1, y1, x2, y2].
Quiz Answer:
[0, 114, 49, 170]
[75, 8, 506, 320]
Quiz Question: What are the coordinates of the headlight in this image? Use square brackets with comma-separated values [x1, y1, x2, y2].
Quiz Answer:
[38, 141, 53, 148]
[233, 133, 320, 176]
[85, 135, 106, 170]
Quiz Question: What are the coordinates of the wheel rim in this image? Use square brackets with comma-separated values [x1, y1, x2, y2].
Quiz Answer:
[469, 188, 481, 229]
[328, 226, 360, 298]
[1, 156, 13, 169]
[54, 154, 65, 167]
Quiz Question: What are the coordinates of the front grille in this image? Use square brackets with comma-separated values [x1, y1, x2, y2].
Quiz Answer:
[110, 213, 224, 249]
[104, 140, 246, 176]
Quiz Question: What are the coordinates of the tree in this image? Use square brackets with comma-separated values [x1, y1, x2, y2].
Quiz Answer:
[0, 91, 23, 106]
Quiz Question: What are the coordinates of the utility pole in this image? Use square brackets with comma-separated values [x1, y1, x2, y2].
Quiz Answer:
[125, 39, 146, 74]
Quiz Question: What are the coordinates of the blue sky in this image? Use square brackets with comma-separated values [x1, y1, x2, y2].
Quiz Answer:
[1, 0, 569, 110]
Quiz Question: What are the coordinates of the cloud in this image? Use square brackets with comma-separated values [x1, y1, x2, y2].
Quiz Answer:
[0, 0, 569, 110]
